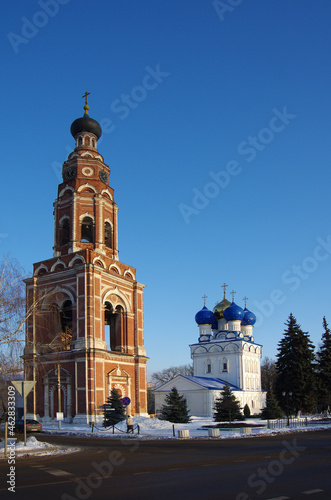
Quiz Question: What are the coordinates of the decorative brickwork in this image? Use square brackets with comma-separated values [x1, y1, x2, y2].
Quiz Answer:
[24, 107, 148, 423]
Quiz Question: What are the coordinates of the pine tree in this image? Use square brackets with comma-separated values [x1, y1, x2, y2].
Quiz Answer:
[214, 384, 243, 422]
[103, 388, 125, 427]
[316, 317, 331, 411]
[243, 404, 251, 418]
[160, 387, 191, 423]
[275, 314, 316, 414]
[261, 390, 284, 420]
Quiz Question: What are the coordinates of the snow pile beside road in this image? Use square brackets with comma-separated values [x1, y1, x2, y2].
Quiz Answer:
[132, 416, 174, 430]
[0, 436, 80, 458]
[15, 436, 54, 451]
[0, 436, 53, 452]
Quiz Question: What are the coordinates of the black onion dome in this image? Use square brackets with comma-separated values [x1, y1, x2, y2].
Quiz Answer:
[70, 114, 102, 140]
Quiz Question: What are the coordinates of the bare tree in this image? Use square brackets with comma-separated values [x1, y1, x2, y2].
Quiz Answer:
[0, 257, 59, 410]
[261, 356, 277, 393]
[0, 257, 26, 348]
[0, 256, 62, 352]
[151, 364, 193, 387]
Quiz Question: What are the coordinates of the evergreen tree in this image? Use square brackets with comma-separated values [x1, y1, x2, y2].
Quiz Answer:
[214, 384, 243, 422]
[103, 388, 125, 427]
[160, 387, 191, 423]
[316, 317, 331, 411]
[261, 390, 284, 420]
[243, 404, 251, 418]
[275, 314, 316, 414]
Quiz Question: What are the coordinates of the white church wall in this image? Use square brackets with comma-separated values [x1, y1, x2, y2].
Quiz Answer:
[154, 387, 208, 417]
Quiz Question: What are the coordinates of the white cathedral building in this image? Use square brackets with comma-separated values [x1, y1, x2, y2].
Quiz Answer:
[154, 288, 266, 417]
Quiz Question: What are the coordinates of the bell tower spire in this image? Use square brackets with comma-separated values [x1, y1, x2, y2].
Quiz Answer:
[53, 96, 118, 260]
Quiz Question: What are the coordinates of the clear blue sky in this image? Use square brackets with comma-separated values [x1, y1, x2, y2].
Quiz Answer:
[2, 0, 331, 376]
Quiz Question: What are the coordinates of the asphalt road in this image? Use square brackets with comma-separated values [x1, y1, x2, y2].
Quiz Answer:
[0, 429, 330, 500]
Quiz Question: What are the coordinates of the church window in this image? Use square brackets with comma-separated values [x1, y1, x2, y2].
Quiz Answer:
[92, 139, 95, 147]
[78, 136, 83, 146]
[81, 216, 94, 243]
[59, 217, 70, 246]
[104, 302, 124, 351]
[205, 359, 212, 374]
[104, 221, 112, 249]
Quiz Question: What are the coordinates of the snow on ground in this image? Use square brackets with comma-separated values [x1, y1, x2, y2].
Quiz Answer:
[0, 435, 80, 458]
[1, 416, 330, 458]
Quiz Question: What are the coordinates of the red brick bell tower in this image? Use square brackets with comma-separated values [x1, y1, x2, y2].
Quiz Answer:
[24, 95, 148, 423]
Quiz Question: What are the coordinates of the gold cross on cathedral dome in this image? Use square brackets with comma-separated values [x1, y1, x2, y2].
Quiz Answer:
[82, 91, 90, 115]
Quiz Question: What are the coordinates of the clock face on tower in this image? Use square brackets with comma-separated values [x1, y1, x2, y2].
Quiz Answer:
[99, 170, 107, 183]
[64, 167, 77, 181]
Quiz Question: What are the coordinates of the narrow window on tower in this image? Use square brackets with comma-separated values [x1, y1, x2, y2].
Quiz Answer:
[222, 358, 228, 372]
[60, 217, 70, 246]
[104, 221, 112, 249]
[81, 217, 94, 243]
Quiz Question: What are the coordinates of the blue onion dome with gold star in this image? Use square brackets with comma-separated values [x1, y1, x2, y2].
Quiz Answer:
[223, 301, 245, 322]
[242, 307, 256, 326]
[70, 92, 102, 140]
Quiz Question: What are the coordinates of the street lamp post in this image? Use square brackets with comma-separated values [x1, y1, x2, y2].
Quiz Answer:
[282, 391, 293, 426]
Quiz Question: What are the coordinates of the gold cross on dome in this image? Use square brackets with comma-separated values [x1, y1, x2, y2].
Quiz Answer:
[243, 296, 248, 308]
[82, 91, 90, 115]
[231, 290, 236, 302]
[221, 282, 228, 298]
[202, 295, 207, 307]
[82, 91, 90, 105]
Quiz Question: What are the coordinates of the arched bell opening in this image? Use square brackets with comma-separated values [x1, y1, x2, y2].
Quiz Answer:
[104, 302, 125, 352]
[60, 300, 73, 350]
[59, 217, 70, 246]
[81, 216, 94, 243]
[104, 221, 112, 249]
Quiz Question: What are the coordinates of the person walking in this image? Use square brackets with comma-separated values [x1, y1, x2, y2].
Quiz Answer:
[126, 415, 134, 433]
